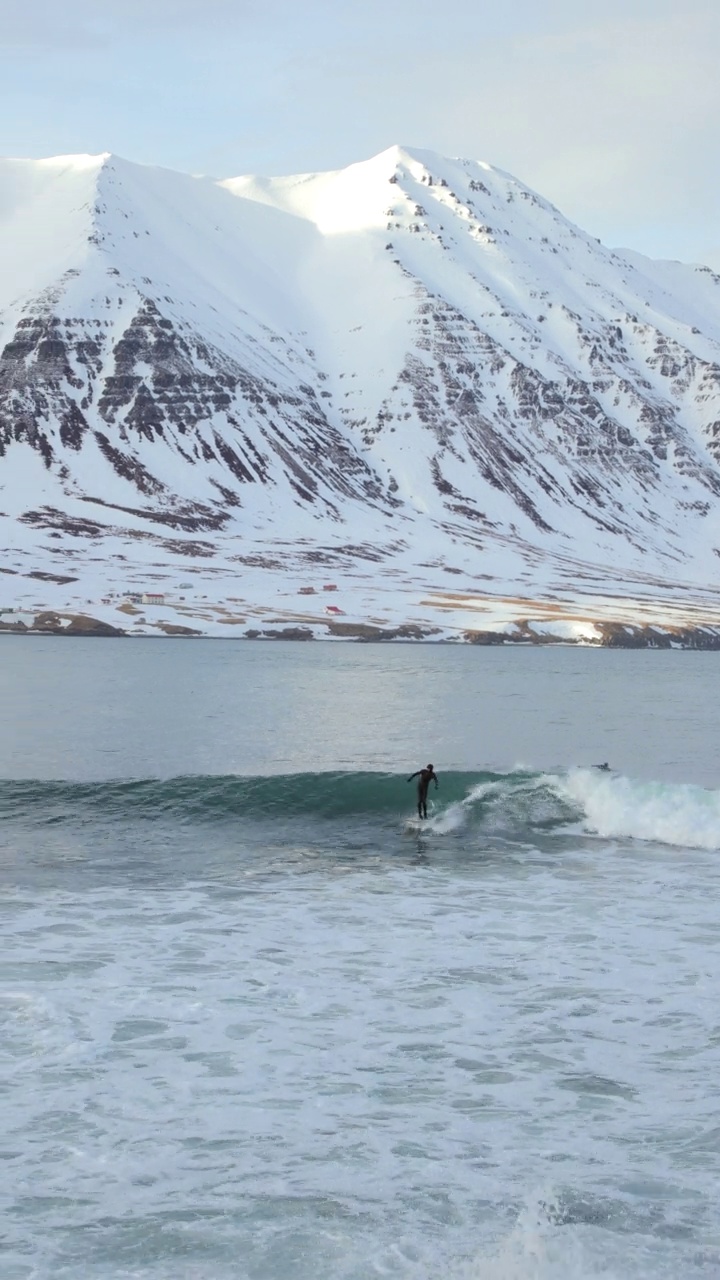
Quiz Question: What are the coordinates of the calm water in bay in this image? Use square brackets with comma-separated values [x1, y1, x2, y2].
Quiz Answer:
[2, 638, 720, 1279]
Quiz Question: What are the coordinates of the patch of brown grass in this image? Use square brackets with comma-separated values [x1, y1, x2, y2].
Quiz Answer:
[154, 622, 203, 636]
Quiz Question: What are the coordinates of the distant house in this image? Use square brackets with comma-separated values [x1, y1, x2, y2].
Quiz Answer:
[142, 593, 165, 605]
[325, 605, 345, 616]
[298, 586, 316, 596]
[322, 583, 338, 592]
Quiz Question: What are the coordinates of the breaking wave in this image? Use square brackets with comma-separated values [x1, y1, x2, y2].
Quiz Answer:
[558, 767, 720, 851]
[419, 768, 720, 851]
[2, 768, 720, 850]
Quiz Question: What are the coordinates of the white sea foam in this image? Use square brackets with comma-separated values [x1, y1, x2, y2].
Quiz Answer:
[446, 1193, 691, 1279]
[405, 781, 502, 835]
[429, 802, 468, 833]
[560, 768, 720, 850]
[5, 825, 720, 1279]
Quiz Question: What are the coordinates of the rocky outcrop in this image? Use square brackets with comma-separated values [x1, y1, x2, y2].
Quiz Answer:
[0, 612, 125, 636]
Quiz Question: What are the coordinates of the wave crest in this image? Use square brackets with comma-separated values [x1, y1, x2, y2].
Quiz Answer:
[559, 768, 720, 851]
[2, 768, 720, 850]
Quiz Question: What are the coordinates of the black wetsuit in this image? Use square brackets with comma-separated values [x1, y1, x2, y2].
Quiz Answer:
[407, 767, 439, 818]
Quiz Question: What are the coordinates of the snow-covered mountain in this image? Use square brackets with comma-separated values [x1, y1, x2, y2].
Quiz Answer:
[3, 144, 720, 641]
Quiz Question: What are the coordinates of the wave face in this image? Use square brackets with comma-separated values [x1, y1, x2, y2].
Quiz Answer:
[0, 771, 484, 823]
[3, 768, 720, 850]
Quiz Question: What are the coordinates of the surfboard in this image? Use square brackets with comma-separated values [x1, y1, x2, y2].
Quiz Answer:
[404, 804, 437, 832]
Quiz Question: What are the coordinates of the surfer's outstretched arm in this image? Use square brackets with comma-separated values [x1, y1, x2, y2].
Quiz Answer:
[407, 771, 421, 782]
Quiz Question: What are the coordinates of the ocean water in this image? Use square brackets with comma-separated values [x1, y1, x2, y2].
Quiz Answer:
[2, 638, 720, 1280]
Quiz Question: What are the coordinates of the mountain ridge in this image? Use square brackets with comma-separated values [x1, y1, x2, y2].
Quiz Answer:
[2, 144, 720, 640]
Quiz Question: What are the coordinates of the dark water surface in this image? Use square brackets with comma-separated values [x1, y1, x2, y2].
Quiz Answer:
[2, 636, 720, 783]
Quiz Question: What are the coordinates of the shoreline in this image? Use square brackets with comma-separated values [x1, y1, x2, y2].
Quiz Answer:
[3, 618, 720, 648]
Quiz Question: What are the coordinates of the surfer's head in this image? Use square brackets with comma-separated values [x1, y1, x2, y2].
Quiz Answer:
[427, 763, 433, 770]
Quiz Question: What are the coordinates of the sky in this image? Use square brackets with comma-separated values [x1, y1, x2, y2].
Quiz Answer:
[2, 0, 720, 267]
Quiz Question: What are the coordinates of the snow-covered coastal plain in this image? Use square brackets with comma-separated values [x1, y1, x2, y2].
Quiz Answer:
[3, 145, 720, 642]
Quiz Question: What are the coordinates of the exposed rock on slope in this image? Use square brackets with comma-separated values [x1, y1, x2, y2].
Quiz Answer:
[2, 146, 720, 638]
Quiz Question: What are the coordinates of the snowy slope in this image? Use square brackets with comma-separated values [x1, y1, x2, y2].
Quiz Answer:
[2, 144, 720, 639]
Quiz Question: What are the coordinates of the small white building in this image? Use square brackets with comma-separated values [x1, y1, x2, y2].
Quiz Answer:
[142, 593, 166, 606]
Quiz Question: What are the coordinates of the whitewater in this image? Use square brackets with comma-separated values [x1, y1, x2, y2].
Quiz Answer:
[3, 639, 720, 1279]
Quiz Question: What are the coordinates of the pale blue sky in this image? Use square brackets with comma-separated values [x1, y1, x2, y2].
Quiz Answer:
[3, 0, 720, 266]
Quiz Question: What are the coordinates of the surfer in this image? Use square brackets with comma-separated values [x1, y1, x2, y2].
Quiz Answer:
[407, 764, 439, 819]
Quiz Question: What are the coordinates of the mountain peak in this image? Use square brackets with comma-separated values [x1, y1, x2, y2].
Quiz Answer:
[225, 144, 562, 240]
[2, 145, 720, 640]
